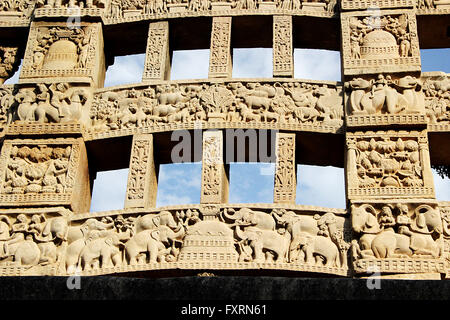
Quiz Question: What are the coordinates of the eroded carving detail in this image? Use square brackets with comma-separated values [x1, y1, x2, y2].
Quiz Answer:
[273, 15, 293, 77]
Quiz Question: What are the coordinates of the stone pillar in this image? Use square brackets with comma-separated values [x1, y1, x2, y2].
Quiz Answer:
[208, 16, 232, 79]
[273, 16, 293, 78]
[274, 132, 296, 204]
[142, 21, 171, 81]
[125, 134, 158, 208]
[419, 135, 435, 191]
[201, 130, 229, 204]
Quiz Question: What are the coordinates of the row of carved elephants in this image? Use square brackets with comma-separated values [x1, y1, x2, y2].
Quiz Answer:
[0, 203, 448, 276]
[0, 75, 447, 136]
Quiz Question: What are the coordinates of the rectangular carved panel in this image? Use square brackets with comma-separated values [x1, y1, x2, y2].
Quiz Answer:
[0, 138, 90, 213]
[125, 134, 157, 209]
[273, 16, 293, 77]
[209, 17, 232, 79]
[344, 73, 427, 128]
[19, 21, 105, 87]
[201, 130, 229, 204]
[0, 207, 70, 276]
[274, 132, 296, 204]
[143, 21, 170, 81]
[341, 10, 421, 76]
[346, 130, 435, 200]
[351, 201, 445, 275]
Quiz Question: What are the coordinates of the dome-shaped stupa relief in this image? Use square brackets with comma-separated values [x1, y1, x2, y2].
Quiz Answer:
[42, 39, 78, 70]
[360, 29, 399, 59]
[179, 220, 238, 262]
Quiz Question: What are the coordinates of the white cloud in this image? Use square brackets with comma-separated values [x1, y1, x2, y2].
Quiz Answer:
[104, 54, 145, 87]
[296, 165, 346, 208]
[171, 50, 210, 80]
[294, 49, 341, 81]
[432, 169, 450, 201]
[90, 168, 129, 212]
[232, 48, 273, 78]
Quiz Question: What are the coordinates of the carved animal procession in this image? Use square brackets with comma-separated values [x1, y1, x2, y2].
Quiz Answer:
[0, 0, 448, 279]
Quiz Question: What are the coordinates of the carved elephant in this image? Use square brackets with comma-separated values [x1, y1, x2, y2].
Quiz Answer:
[223, 208, 275, 231]
[7, 237, 41, 266]
[352, 204, 443, 259]
[235, 226, 289, 263]
[271, 209, 319, 257]
[78, 232, 123, 270]
[294, 234, 340, 267]
[124, 226, 184, 264]
[67, 218, 115, 243]
[134, 211, 180, 234]
[42, 216, 68, 241]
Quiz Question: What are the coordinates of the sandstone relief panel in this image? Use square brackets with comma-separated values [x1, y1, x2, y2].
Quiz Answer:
[346, 130, 435, 199]
[0, 207, 70, 275]
[0, 138, 90, 212]
[64, 205, 349, 276]
[103, 0, 337, 21]
[2, 83, 92, 127]
[20, 22, 104, 86]
[422, 72, 450, 131]
[341, 10, 421, 75]
[345, 74, 427, 127]
[88, 80, 344, 138]
[351, 202, 445, 274]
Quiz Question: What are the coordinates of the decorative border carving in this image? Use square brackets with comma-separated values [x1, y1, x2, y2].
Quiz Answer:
[273, 15, 293, 77]
[274, 132, 296, 203]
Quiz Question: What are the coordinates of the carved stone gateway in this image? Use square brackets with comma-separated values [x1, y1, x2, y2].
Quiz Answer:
[0, 0, 447, 282]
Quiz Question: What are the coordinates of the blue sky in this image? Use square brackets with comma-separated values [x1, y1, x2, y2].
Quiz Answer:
[4, 48, 450, 211]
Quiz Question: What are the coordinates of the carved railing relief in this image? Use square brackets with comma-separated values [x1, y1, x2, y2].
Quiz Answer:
[63, 204, 349, 276]
[87, 80, 344, 140]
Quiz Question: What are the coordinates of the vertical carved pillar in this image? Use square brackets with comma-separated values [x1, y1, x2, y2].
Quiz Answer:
[274, 132, 296, 204]
[419, 135, 435, 190]
[345, 136, 358, 196]
[125, 134, 158, 209]
[273, 16, 293, 78]
[208, 17, 232, 79]
[143, 21, 171, 81]
[201, 130, 229, 204]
